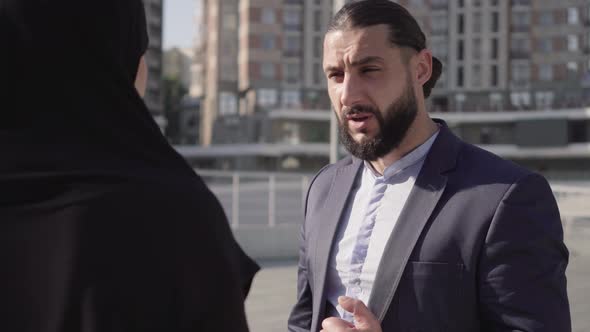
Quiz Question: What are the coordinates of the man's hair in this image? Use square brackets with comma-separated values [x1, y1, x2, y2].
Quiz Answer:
[327, 0, 443, 98]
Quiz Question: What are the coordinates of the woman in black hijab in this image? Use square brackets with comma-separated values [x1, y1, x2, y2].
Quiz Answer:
[0, 0, 259, 331]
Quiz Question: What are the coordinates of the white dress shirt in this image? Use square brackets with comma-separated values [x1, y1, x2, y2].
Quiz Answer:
[324, 130, 440, 319]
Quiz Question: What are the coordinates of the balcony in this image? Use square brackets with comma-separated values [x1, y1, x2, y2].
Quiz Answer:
[430, 1, 448, 11]
[510, 25, 530, 33]
[510, 50, 531, 59]
[511, 0, 531, 7]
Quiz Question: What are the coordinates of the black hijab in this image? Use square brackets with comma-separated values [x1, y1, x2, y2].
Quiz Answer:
[1, 0, 196, 187]
[1, 0, 258, 329]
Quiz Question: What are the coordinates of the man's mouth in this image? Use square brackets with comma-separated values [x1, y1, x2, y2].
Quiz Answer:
[346, 113, 372, 122]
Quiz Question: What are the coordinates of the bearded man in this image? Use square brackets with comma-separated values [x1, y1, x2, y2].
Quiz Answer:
[287, 1, 571, 332]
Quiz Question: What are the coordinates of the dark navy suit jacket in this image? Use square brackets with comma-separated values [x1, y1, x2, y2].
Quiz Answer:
[288, 121, 571, 332]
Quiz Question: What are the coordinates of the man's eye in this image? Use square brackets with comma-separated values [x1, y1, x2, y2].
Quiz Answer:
[362, 67, 379, 73]
[327, 72, 343, 80]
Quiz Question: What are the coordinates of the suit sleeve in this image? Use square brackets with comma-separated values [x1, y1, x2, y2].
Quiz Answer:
[288, 165, 332, 332]
[287, 220, 314, 332]
[478, 173, 571, 332]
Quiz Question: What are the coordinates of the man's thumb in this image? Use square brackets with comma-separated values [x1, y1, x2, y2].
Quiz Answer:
[338, 296, 378, 329]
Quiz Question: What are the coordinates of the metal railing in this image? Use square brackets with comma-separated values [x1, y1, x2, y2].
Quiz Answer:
[198, 169, 590, 234]
[552, 182, 590, 239]
[197, 169, 309, 229]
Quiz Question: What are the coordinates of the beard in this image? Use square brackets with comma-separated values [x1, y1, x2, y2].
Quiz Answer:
[338, 83, 418, 161]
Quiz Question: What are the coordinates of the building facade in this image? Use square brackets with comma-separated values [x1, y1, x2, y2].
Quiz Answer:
[181, 0, 590, 176]
[192, 0, 334, 146]
[399, 0, 590, 113]
[143, 0, 165, 125]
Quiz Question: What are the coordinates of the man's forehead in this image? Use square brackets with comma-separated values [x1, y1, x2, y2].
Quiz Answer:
[323, 25, 399, 66]
[324, 24, 391, 49]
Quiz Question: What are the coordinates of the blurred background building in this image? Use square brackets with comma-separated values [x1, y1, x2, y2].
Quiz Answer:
[166, 0, 590, 178]
[399, 0, 590, 113]
[189, 0, 334, 147]
[143, 0, 166, 129]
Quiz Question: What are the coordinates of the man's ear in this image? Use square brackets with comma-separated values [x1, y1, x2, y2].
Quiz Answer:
[415, 49, 433, 86]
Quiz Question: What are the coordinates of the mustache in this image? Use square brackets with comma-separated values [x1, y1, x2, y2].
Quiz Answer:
[342, 105, 378, 117]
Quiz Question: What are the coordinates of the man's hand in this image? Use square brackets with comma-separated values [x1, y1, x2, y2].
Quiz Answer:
[320, 296, 382, 332]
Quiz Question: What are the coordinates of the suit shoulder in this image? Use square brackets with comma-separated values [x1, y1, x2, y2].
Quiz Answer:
[457, 141, 533, 183]
[309, 156, 354, 188]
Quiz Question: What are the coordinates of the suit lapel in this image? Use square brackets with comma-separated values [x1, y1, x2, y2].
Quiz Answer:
[310, 157, 362, 332]
[367, 122, 460, 322]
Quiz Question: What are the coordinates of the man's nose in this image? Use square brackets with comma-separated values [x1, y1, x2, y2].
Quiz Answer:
[339, 74, 365, 108]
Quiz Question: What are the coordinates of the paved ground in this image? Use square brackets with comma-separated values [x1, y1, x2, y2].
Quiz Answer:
[246, 233, 590, 332]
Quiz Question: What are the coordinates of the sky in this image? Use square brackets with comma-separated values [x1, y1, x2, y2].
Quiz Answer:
[163, 0, 196, 50]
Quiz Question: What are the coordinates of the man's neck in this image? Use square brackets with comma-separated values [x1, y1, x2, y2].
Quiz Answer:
[369, 118, 439, 175]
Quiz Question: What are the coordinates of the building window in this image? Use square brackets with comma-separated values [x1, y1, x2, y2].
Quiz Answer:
[430, 0, 448, 8]
[313, 36, 322, 58]
[489, 93, 503, 111]
[458, 0, 464, 8]
[511, 11, 530, 28]
[535, 91, 554, 109]
[436, 68, 447, 89]
[538, 38, 552, 53]
[258, 88, 277, 107]
[568, 7, 579, 24]
[261, 8, 275, 24]
[510, 92, 531, 109]
[284, 35, 301, 56]
[510, 36, 531, 55]
[313, 62, 323, 85]
[472, 65, 482, 87]
[431, 15, 448, 34]
[219, 92, 238, 116]
[457, 66, 464, 87]
[223, 13, 237, 30]
[568, 35, 579, 51]
[491, 38, 498, 59]
[282, 90, 301, 108]
[491, 12, 499, 32]
[261, 34, 275, 50]
[431, 38, 448, 58]
[473, 38, 481, 59]
[473, 12, 482, 33]
[539, 64, 553, 81]
[457, 39, 464, 60]
[490, 0, 498, 6]
[567, 61, 579, 75]
[539, 11, 553, 26]
[284, 63, 300, 83]
[261, 63, 276, 78]
[491, 65, 498, 86]
[511, 61, 530, 86]
[284, 9, 301, 29]
[313, 10, 322, 31]
[457, 14, 464, 34]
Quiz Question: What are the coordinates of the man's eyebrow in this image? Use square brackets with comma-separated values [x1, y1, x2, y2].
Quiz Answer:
[350, 56, 384, 67]
[324, 56, 385, 73]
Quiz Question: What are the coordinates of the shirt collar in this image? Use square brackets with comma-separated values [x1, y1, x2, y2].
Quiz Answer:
[364, 128, 440, 181]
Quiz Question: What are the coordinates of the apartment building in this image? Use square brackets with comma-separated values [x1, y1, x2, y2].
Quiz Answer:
[192, 0, 333, 145]
[400, 0, 590, 112]
[179, 0, 590, 175]
[142, 0, 165, 122]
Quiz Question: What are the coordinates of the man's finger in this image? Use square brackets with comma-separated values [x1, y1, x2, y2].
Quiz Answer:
[321, 316, 355, 331]
[338, 296, 380, 330]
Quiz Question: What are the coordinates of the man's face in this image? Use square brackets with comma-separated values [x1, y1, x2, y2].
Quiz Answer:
[323, 24, 419, 160]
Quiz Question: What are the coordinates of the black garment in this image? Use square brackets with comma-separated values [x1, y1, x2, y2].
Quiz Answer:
[0, 0, 259, 331]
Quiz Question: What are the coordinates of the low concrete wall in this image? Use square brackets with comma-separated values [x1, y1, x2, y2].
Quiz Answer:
[233, 224, 300, 260]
